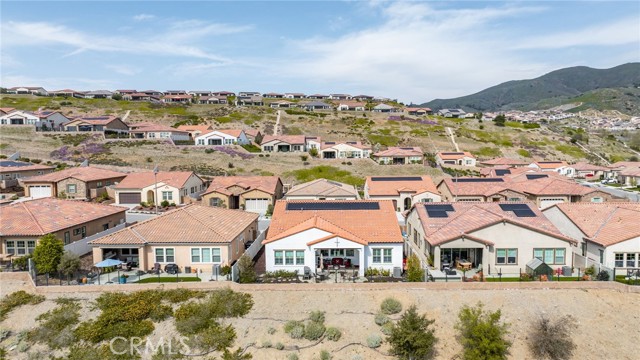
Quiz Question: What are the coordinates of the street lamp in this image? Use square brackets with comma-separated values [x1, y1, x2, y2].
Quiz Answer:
[153, 165, 159, 215]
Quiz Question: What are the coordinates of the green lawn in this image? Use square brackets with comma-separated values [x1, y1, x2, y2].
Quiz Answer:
[136, 276, 202, 283]
[485, 276, 580, 282]
[283, 165, 365, 187]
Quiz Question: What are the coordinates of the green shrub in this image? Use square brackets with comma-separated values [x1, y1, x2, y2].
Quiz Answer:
[325, 327, 341, 341]
[0, 329, 10, 341]
[455, 302, 511, 360]
[161, 200, 170, 207]
[237, 255, 257, 283]
[375, 312, 390, 326]
[287, 353, 299, 360]
[405, 254, 423, 282]
[309, 310, 325, 324]
[319, 349, 331, 360]
[289, 326, 304, 339]
[387, 305, 437, 360]
[275, 342, 285, 350]
[304, 321, 326, 341]
[367, 334, 382, 348]
[267, 327, 277, 335]
[261, 340, 272, 348]
[0, 291, 45, 321]
[284, 320, 305, 334]
[381, 322, 394, 336]
[528, 315, 576, 360]
[380, 297, 402, 315]
[29, 304, 80, 349]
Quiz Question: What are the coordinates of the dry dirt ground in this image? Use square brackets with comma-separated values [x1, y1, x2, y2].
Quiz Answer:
[1, 279, 639, 360]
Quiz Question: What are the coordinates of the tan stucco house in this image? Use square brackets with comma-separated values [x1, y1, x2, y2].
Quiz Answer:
[23, 166, 127, 200]
[364, 175, 441, 212]
[201, 176, 284, 215]
[114, 171, 205, 206]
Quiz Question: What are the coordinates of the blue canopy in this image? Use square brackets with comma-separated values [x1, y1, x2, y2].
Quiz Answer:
[95, 258, 122, 267]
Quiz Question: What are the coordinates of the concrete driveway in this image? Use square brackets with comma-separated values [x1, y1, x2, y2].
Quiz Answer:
[580, 182, 640, 202]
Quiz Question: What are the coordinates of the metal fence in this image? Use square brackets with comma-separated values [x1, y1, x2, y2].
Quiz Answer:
[231, 229, 266, 282]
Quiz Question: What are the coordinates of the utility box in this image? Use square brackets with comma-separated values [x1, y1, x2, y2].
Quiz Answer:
[562, 266, 572, 276]
[393, 267, 402, 278]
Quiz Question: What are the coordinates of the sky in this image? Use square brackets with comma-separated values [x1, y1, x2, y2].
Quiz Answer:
[1, 0, 639, 104]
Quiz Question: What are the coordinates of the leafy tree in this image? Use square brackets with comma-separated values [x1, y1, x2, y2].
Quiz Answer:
[528, 315, 576, 360]
[493, 115, 506, 127]
[32, 234, 64, 274]
[309, 147, 319, 157]
[57, 251, 81, 278]
[405, 254, 423, 282]
[455, 302, 511, 360]
[221, 347, 252, 360]
[237, 255, 257, 283]
[387, 305, 438, 360]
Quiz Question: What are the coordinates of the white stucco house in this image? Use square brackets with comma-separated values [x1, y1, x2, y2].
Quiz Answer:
[263, 200, 404, 277]
[435, 152, 477, 167]
[319, 141, 371, 159]
[0, 110, 40, 126]
[543, 202, 640, 275]
[364, 175, 441, 212]
[195, 129, 250, 146]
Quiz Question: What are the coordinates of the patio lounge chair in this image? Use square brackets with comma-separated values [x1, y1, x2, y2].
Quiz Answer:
[303, 266, 312, 280]
[148, 263, 161, 275]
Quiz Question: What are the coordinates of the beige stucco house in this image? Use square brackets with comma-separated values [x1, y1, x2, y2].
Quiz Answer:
[114, 171, 205, 205]
[364, 175, 441, 212]
[90, 204, 259, 272]
[201, 176, 284, 215]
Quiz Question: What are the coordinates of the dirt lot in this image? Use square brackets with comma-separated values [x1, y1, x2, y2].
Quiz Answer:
[1, 278, 639, 360]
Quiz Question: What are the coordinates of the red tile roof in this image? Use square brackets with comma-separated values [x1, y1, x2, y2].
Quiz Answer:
[437, 151, 475, 160]
[203, 176, 281, 196]
[0, 198, 126, 236]
[261, 135, 306, 145]
[22, 166, 126, 183]
[115, 171, 197, 189]
[90, 204, 257, 245]
[0, 161, 54, 174]
[366, 175, 439, 196]
[264, 200, 403, 245]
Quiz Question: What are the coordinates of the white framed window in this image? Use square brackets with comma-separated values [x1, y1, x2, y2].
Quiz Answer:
[97, 181, 103, 187]
[615, 253, 624, 267]
[209, 197, 223, 207]
[224, 139, 233, 145]
[330, 249, 344, 257]
[67, 184, 77, 193]
[373, 248, 393, 264]
[190, 248, 221, 263]
[274, 250, 304, 265]
[162, 191, 173, 201]
[7, 240, 37, 255]
[155, 248, 175, 263]
[626, 253, 637, 268]
[264, 146, 274, 152]
[496, 249, 517, 265]
[345, 249, 355, 257]
[534, 248, 565, 265]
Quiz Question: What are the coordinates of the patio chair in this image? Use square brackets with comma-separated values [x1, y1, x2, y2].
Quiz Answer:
[148, 263, 161, 275]
[303, 266, 312, 280]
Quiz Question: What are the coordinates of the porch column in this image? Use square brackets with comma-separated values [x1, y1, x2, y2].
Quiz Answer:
[138, 247, 147, 271]
[482, 246, 490, 274]
[359, 248, 365, 277]
[434, 247, 441, 270]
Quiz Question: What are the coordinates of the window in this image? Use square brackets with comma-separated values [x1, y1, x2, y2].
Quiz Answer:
[534, 248, 565, 265]
[421, 198, 433, 202]
[197, 139, 205, 145]
[383, 249, 392, 263]
[496, 249, 517, 265]
[627, 253, 637, 268]
[162, 191, 173, 201]
[599, 249, 604, 264]
[64, 232, 70, 245]
[73, 228, 81, 236]
[345, 249, 355, 257]
[97, 181, 103, 187]
[615, 253, 624, 267]
[581, 242, 587, 257]
[191, 248, 200, 263]
[106, 181, 111, 186]
[413, 229, 418, 245]
[6, 241, 15, 255]
[103, 223, 109, 231]
[190, 248, 221, 263]
[264, 146, 273, 152]
[67, 184, 77, 193]
[225, 139, 233, 145]
[508, 198, 521, 201]
[373, 248, 392, 264]
[274, 250, 304, 265]
[591, 197, 603, 203]
[155, 248, 175, 263]
[209, 197, 222, 207]
[330, 249, 344, 257]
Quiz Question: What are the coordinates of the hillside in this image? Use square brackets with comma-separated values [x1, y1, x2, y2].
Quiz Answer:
[421, 63, 640, 114]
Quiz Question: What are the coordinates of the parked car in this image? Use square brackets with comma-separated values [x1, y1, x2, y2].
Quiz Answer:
[164, 263, 179, 274]
[601, 179, 617, 184]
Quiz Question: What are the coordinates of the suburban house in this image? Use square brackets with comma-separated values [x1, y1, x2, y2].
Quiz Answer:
[0, 108, 16, 115]
[197, 95, 228, 104]
[329, 94, 352, 100]
[176, 125, 213, 140]
[162, 94, 192, 104]
[0, 110, 39, 126]
[354, 95, 374, 101]
[372, 147, 423, 165]
[300, 101, 332, 111]
[238, 91, 261, 97]
[528, 161, 573, 176]
[436, 152, 477, 167]
[22, 166, 127, 200]
[63, 116, 129, 134]
[115, 90, 137, 95]
[114, 171, 205, 206]
[437, 175, 614, 208]
[212, 91, 235, 97]
[261, 135, 307, 152]
[263, 93, 284, 98]
[479, 157, 529, 167]
[566, 162, 610, 179]
[0, 160, 54, 190]
[618, 166, 640, 186]
[6, 87, 48, 96]
[50, 89, 78, 97]
[237, 96, 264, 106]
[543, 202, 640, 275]
[122, 92, 160, 102]
[0, 198, 126, 261]
[33, 110, 71, 131]
[81, 90, 113, 99]
[195, 129, 250, 146]
[337, 101, 366, 111]
[306, 94, 329, 99]
[284, 93, 305, 99]
[270, 100, 296, 108]
[244, 129, 263, 144]
[142, 90, 164, 97]
[406, 107, 432, 116]
[607, 161, 640, 182]
[129, 123, 191, 142]
[263, 200, 404, 277]
[319, 141, 371, 159]
[405, 202, 576, 276]
[165, 90, 188, 95]
[89, 204, 258, 272]
[364, 175, 441, 211]
[372, 104, 399, 113]
[285, 179, 359, 200]
[201, 176, 284, 215]
[437, 109, 467, 118]
[188, 90, 213, 97]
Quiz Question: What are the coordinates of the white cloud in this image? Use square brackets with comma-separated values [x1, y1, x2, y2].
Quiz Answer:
[133, 14, 155, 21]
[0, 74, 118, 91]
[105, 64, 140, 76]
[515, 17, 640, 49]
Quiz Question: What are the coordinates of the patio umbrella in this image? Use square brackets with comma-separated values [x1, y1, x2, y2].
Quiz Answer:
[95, 258, 122, 267]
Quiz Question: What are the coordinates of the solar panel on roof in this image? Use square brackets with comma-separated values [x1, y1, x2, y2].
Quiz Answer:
[425, 204, 454, 211]
[495, 169, 511, 176]
[400, 147, 415, 150]
[499, 203, 531, 211]
[0, 161, 31, 167]
[286, 202, 380, 211]
[426, 210, 449, 218]
[452, 178, 504, 183]
[347, 141, 357, 144]
[513, 209, 536, 217]
[371, 176, 422, 181]
[441, 152, 464, 155]
[325, 141, 335, 144]
[526, 174, 548, 180]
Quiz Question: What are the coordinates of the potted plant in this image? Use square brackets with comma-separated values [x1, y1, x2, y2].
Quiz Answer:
[119, 274, 129, 284]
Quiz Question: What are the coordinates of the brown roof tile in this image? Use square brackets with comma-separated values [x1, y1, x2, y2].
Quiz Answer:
[90, 204, 258, 245]
[285, 179, 358, 198]
[0, 162, 54, 174]
[203, 176, 281, 196]
[366, 176, 439, 196]
[23, 166, 126, 183]
[437, 151, 475, 160]
[115, 171, 197, 189]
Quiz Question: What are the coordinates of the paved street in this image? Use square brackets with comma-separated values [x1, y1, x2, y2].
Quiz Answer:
[580, 182, 640, 202]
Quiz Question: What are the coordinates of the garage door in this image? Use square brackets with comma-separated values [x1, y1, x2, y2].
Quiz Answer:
[119, 192, 141, 204]
[29, 185, 52, 199]
[245, 199, 269, 214]
[540, 198, 565, 209]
